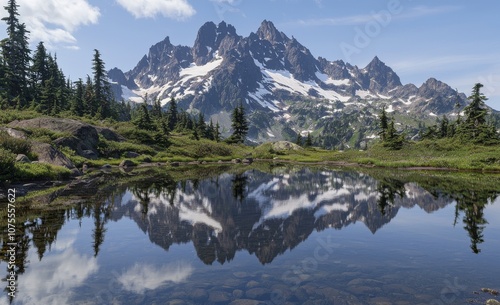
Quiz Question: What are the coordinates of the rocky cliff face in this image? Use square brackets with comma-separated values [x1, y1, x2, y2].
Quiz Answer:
[109, 20, 489, 146]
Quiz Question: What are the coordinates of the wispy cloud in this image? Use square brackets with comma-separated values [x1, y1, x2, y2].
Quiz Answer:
[289, 5, 461, 27]
[14, 0, 100, 49]
[391, 54, 500, 73]
[118, 261, 194, 294]
[116, 0, 196, 20]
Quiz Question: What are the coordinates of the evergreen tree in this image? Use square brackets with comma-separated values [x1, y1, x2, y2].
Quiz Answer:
[1, 0, 31, 108]
[83, 76, 95, 116]
[196, 112, 207, 139]
[378, 105, 389, 141]
[460, 83, 489, 140]
[70, 79, 85, 116]
[30, 42, 49, 103]
[230, 103, 249, 144]
[134, 98, 153, 130]
[305, 133, 313, 147]
[439, 115, 449, 138]
[92, 49, 112, 119]
[214, 121, 221, 142]
[165, 97, 178, 131]
[296, 133, 303, 146]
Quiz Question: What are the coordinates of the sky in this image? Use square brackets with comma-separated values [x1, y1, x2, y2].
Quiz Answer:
[1, 0, 500, 110]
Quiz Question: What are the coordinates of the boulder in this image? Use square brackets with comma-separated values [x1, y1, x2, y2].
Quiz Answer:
[31, 142, 75, 169]
[232, 158, 242, 164]
[141, 155, 152, 163]
[8, 118, 123, 158]
[170, 162, 180, 167]
[242, 158, 253, 164]
[94, 126, 125, 142]
[123, 151, 140, 158]
[0, 127, 28, 139]
[15, 154, 31, 163]
[271, 141, 303, 151]
[82, 150, 98, 160]
[119, 159, 135, 168]
[486, 300, 500, 305]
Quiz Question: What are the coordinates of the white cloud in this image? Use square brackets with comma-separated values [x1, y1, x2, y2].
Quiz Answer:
[118, 261, 194, 294]
[116, 0, 196, 19]
[16, 0, 100, 49]
[290, 5, 461, 27]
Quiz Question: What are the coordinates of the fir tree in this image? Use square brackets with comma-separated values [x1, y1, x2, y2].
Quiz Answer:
[165, 97, 178, 131]
[230, 103, 249, 144]
[305, 133, 313, 147]
[92, 49, 112, 119]
[71, 79, 85, 116]
[214, 121, 221, 142]
[378, 105, 389, 141]
[295, 133, 303, 146]
[1, 0, 31, 107]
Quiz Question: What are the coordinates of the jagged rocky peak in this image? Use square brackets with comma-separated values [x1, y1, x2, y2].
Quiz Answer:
[192, 21, 240, 65]
[257, 20, 289, 44]
[193, 22, 218, 65]
[364, 56, 402, 93]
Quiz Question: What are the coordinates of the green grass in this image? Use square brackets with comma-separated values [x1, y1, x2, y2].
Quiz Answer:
[13, 162, 72, 181]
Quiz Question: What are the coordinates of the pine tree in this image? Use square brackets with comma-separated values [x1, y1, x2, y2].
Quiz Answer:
[71, 79, 85, 116]
[214, 121, 221, 142]
[134, 98, 153, 130]
[460, 83, 489, 140]
[230, 103, 249, 144]
[305, 133, 313, 147]
[378, 105, 389, 141]
[165, 97, 178, 131]
[1, 0, 31, 108]
[196, 112, 207, 139]
[92, 49, 112, 119]
[296, 133, 303, 146]
[83, 76, 95, 116]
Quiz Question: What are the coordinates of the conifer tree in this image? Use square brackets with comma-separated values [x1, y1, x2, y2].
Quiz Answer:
[378, 105, 388, 141]
[165, 97, 178, 131]
[296, 133, 302, 146]
[1, 0, 30, 107]
[305, 133, 313, 147]
[91, 49, 113, 119]
[214, 121, 221, 142]
[71, 79, 85, 116]
[230, 103, 249, 143]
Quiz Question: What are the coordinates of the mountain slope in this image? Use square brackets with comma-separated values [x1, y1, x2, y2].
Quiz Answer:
[109, 20, 479, 147]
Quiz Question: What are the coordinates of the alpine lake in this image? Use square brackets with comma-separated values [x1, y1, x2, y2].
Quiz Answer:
[1, 163, 499, 305]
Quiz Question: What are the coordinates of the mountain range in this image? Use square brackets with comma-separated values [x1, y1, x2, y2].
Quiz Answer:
[108, 20, 476, 147]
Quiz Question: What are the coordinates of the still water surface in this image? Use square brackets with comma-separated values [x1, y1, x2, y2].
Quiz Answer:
[1, 166, 499, 304]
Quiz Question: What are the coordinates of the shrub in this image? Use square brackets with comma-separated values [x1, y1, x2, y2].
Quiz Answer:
[192, 142, 232, 158]
[0, 148, 15, 180]
[0, 131, 31, 155]
[13, 163, 71, 181]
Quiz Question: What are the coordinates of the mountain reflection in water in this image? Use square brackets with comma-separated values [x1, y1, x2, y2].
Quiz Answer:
[1, 166, 499, 305]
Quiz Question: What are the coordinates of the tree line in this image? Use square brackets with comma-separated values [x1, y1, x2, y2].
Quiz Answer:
[0, 0, 249, 144]
[379, 83, 499, 149]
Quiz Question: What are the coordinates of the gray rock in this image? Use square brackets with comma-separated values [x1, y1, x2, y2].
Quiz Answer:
[170, 162, 180, 167]
[82, 150, 98, 160]
[0, 127, 27, 139]
[242, 158, 253, 164]
[31, 142, 75, 169]
[70, 168, 82, 177]
[232, 158, 242, 164]
[101, 164, 112, 169]
[229, 300, 264, 305]
[271, 141, 303, 151]
[123, 151, 140, 158]
[16, 154, 31, 163]
[190, 288, 208, 301]
[486, 300, 500, 305]
[141, 155, 152, 163]
[208, 291, 230, 303]
[232, 289, 244, 298]
[245, 288, 270, 300]
[8, 118, 122, 158]
[119, 159, 135, 168]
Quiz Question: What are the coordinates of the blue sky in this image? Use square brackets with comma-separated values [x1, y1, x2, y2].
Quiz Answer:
[2, 0, 500, 109]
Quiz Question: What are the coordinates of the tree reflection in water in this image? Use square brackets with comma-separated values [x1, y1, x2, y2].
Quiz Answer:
[1, 167, 499, 297]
